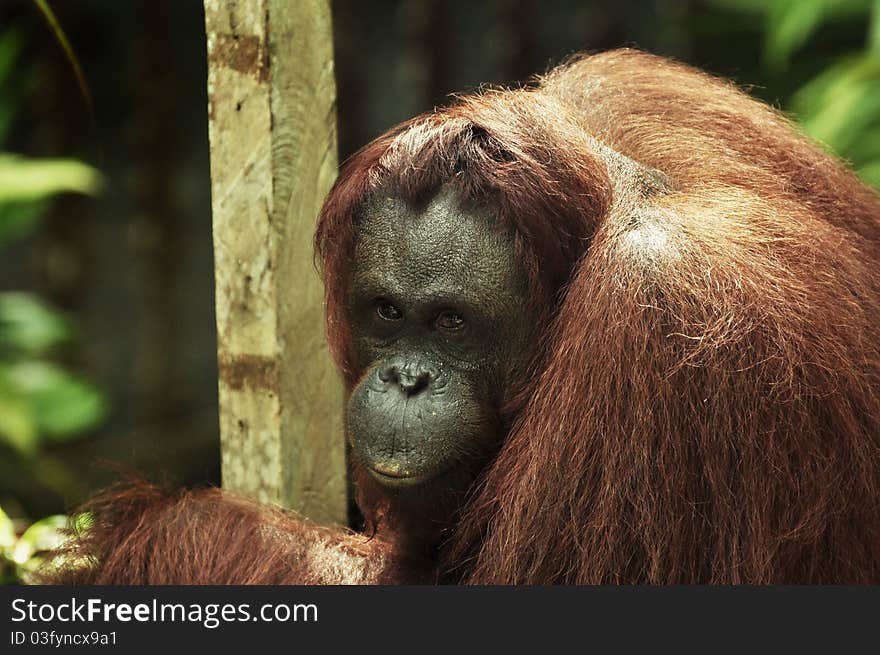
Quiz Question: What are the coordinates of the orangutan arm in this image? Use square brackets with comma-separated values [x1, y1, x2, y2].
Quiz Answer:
[43, 482, 426, 585]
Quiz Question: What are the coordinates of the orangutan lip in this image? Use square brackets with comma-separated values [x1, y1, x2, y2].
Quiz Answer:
[368, 468, 434, 486]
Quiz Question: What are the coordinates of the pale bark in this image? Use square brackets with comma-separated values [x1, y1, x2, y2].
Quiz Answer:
[204, 0, 345, 525]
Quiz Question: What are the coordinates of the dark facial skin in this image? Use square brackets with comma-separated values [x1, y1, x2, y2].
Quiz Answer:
[346, 189, 537, 501]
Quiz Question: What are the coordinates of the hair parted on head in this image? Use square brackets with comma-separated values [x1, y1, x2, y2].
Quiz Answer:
[318, 49, 880, 584]
[46, 49, 880, 586]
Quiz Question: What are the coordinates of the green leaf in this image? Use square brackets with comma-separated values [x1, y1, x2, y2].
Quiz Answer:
[0, 29, 25, 142]
[70, 511, 92, 534]
[0, 293, 72, 356]
[0, 30, 25, 86]
[11, 514, 68, 565]
[0, 154, 101, 203]
[0, 505, 15, 553]
[870, 0, 880, 56]
[0, 198, 48, 246]
[0, 103, 17, 147]
[761, 0, 874, 70]
[5, 361, 107, 438]
[847, 131, 880, 171]
[32, 0, 94, 120]
[703, 0, 769, 13]
[0, 384, 38, 455]
[791, 55, 880, 163]
[765, 0, 826, 71]
[857, 159, 880, 186]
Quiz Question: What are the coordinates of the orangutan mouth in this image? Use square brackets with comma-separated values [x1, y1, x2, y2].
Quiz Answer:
[367, 466, 438, 488]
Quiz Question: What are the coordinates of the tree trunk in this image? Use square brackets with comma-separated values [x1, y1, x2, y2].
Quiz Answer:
[203, 0, 345, 525]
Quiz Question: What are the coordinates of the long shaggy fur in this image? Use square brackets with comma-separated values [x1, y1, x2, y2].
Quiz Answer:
[318, 49, 880, 583]
[47, 481, 425, 584]
[49, 49, 880, 584]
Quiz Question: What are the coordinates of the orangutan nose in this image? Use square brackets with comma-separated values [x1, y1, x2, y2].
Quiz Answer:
[377, 357, 434, 396]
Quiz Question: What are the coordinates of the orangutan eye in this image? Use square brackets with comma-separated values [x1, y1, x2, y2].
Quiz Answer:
[436, 311, 465, 331]
[376, 301, 403, 321]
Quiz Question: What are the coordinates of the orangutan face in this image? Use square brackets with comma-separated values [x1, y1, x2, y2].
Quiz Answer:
[345, 189, 537, 498]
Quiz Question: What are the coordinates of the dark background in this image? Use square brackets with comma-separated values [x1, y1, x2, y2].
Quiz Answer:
[0, 0, 874, 518]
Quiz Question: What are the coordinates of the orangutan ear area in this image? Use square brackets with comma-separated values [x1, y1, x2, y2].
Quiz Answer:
[41, 49, 880, 586]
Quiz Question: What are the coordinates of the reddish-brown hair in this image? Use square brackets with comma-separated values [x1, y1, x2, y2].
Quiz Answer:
[46, 481, 428, 585]
[48, 49, 880, 586]
[317, 49, 880, 583]
[315, 91, 613, 385]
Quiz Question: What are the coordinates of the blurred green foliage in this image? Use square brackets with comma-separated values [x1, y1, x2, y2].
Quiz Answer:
[713, 0, 880, 187]
[0, 0, 876, 585]
[0, 504, 68, 584]
[0, 26, 106, 524]
[1, 504, 92, 584]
